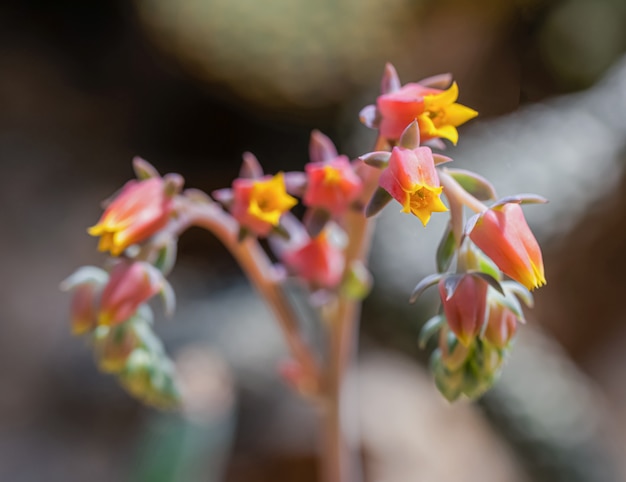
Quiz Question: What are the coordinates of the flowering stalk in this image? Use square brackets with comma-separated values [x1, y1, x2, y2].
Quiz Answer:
[62, 63, 548, 481]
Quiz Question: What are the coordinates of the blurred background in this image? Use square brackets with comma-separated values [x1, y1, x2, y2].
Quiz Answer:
[2, 0, 626, 480]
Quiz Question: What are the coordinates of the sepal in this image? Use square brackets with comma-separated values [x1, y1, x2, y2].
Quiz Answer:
[445, 168, 497, 201]
[365, 188, 393, 217]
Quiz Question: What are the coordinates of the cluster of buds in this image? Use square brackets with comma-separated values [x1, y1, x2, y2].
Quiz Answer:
[63, 63, 546, 406]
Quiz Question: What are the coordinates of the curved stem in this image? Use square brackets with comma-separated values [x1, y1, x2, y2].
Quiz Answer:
[439, 169, 488, 246]
[173, 197, 321, 393]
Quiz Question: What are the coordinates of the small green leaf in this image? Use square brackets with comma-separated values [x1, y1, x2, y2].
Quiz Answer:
[409, 273, 444, 303]
[418, 314, 445, 349]
[442, 274, 463, 300]
[359, 151, 391, 169]
[365, 188, 393, 217]
[446, 168, 497, 201]
[133, 157, 160, 180]
[398, 121, 420, 149]
[502, 280, 534, 308]
[304, 208, 330, 238]
[491, 193, 548, 209]
[436, 224, 456, 273]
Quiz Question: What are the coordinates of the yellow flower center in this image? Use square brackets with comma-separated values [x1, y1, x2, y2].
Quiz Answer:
[322, 165, 342, 185]
[248, 173, 297, 226]
[402, 184, 448, 226]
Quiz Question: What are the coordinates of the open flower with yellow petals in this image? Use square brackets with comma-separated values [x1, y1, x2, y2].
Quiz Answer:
[360, 64, 479, 145]
[378, 145, 448, 226]
[303, 155, 362, 216]
[231, 173, 298, 237]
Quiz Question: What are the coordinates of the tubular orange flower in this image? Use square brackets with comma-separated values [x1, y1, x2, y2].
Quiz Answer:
[231, 172, 297, 237]
[379, 146, 448, 226]
[377, 81, 477, 144]
[439, 275, 488, 346]
[303, 156, 363, 216]
[469, 204, 546, 290]
[88, 177, 173, 256]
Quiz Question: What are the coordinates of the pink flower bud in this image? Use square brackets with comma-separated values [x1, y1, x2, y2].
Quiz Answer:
[379, 146, 448, 226]
[439, 275, 488, 346]
[469, 203, 546, 290]
[283, 232, 345, 289]
[69, 283, 100, 335]
[303, 156, 362, 216]
[99, 261, 163, 326]
[88, 177, 175, 256]
[483, 299, 518, 349]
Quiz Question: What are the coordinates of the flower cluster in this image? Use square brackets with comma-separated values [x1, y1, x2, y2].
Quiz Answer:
[63, 63, 546, 407]
[62, 163, 181, 408]
[360, 65, 545, 400]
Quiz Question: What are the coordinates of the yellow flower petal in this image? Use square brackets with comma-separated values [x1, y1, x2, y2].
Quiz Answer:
[248, 173, 297, 226]
[423, 82, 459, 110]
[443, 102, 478, 127]
[432, 125, 459, 145]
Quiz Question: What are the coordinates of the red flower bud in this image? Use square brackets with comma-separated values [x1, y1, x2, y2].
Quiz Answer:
[88, 177, 174, 256]
[470, 204, 546, 290]
[283, 232, 345, 289]
[439, 275, 488, 346]
[69, 283, 100, 335]
[99, 261, 164, 326]
[483, 299, 518, 349]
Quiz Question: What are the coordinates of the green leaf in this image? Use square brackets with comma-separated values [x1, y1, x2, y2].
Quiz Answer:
[418, 314, 445, 349]
[359, 151, 391, 169]
[409, 273, 444, 303]
[398, 121, 420, 149]
[446, 168, 497, 201]
[436, 223, 456, 273]
[365, 188, 393, 217]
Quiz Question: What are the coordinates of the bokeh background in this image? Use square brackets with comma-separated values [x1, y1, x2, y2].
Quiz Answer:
[2, 0, 626, 481]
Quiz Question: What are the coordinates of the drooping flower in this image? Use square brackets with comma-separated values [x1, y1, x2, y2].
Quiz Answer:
[439, 275, 488, 346]
[231, 173, 298, 237]
[378, 145, 448, 226]
[303, 156, 362, 216]
[469, 203, 546, 290]
[88, 177, 174, 256]
[283, 231, 345, 289]
[98, 261, 165, 326]
[376, 81, 477, 144]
